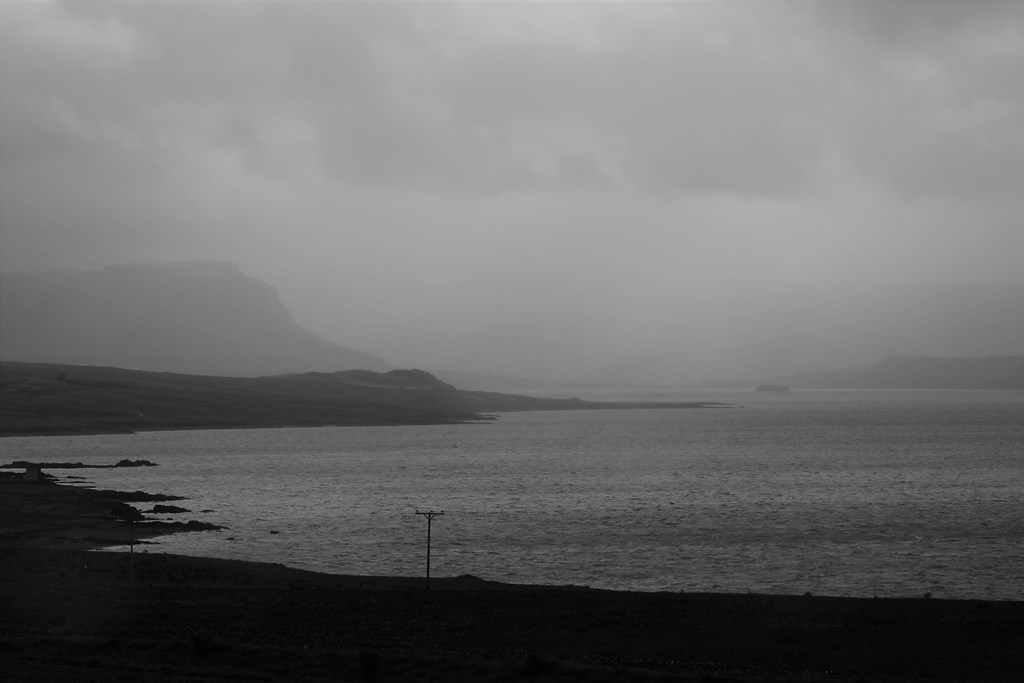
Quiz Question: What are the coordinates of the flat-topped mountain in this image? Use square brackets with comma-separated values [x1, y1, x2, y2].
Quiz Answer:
[0, 262, 389, 376]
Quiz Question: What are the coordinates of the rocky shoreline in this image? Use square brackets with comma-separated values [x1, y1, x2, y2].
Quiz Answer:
[2, 478, 1022, 681]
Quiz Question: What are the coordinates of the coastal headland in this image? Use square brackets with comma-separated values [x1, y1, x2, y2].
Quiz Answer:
[0, 361, 724, 437]
[1, 477, 1021, 681]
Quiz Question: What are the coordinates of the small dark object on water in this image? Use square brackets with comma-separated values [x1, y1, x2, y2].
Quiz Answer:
[149, 504, 189, 514]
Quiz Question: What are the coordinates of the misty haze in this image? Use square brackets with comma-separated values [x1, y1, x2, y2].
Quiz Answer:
[1, 2, 1022, 681]
[2, 0, 1023, 386]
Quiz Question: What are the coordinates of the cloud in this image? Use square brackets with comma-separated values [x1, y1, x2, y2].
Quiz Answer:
[2, 0, 1023, 383]
[7, 0, 1019, 206]
[809, 0, 1024, 199]
[0, 1, 836, 198]
[812, 0, 1017, 51]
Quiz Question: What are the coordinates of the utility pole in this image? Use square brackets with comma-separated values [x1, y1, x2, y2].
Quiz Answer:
[414, 510, 444, 589]
[128, 519, 134, 580]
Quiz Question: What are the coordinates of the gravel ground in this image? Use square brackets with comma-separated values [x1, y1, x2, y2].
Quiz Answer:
[2, 479, 1023, 682]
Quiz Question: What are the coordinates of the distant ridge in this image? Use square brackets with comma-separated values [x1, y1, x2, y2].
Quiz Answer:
[754, 355, 1024, 390]
[432, 369, 623, 394]
[0, 262, 389, 376]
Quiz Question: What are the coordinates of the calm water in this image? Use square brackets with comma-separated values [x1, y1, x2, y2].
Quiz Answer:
[3, 390, 1022, 599]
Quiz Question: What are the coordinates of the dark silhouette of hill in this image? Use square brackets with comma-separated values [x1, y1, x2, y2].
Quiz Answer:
[0, 362, 473, 435]
[0, 262, 389, 376]
[0, 362, 717, 436]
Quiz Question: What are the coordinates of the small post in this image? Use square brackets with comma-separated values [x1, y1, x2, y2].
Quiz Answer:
[112, 504, 142, 580]
[414, 510, 444, 589]
[128, 519, 135, 580]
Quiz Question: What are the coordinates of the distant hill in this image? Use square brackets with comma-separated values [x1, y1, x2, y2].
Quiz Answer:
[0, 362, 474, 435]
[0, 262, 389, 376]
[589, 281, 1024, 386]
[754, 355, 1024, 390]
[0, 362, 719, 436]
[432, 369, 623, 395]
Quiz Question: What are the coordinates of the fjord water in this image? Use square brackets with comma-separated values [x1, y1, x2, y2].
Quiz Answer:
[4, 390, 1022, 599]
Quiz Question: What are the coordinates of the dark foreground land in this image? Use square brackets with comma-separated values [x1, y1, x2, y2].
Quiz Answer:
[2, 480, 1022, 682]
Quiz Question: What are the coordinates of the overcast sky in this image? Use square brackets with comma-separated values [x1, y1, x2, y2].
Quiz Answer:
[2, 0, 1022, 383]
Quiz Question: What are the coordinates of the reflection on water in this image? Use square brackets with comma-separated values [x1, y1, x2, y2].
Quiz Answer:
[3, 389, 1022, 599]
